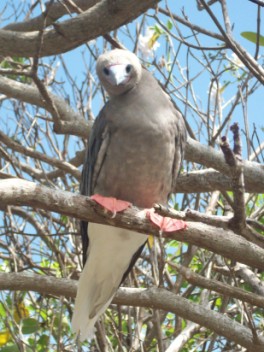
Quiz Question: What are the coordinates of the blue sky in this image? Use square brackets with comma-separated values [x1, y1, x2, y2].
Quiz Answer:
[0, 0, 263, 175]
[53, 0, 264, 152]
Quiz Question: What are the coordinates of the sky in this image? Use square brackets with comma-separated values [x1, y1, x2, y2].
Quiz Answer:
[52, 0, 264, 159]
[0, 4, 263, 220]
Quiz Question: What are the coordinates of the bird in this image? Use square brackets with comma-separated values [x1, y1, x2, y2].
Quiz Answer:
[72, 49, 187, 341]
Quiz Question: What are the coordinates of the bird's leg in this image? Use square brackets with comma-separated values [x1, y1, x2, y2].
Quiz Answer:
[145, 207, 187, 286]
[91, 194, 132, 217]
[146, 208, 187, 233]
[92, 195, 187, 233]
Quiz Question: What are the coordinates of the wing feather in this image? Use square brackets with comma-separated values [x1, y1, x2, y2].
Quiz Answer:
[171, 111, 187, 192]
[80, 108, 110, 265]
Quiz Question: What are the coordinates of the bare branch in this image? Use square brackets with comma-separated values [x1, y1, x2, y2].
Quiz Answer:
[3, 0, 98, 32]
[199, 0, 264, 83]
[248, 0, 264, 6]
[185, 138, 264, 192]
[169, 262, 264, 309]
[1, 272, 264, 351]
[165, 323, 200, 352]
[158, 7, 225, 42]
[220, 126, 246, 230]
[1, 178, 264, 270]
[177, 169, 264, 193]
[0, 0, 159, 57]
[0, 131, 81, 179]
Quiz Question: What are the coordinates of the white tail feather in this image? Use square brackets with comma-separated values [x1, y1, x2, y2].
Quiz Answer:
[72, 223, 146, 341]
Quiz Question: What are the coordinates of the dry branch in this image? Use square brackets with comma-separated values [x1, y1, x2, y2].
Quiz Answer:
[169, 263, 264, 309]
[177, 169, 264, 193]
[0, 75, 91, 137]
[0, 178, 264, 270]
[0, 0, 160, 57]
[0, 131, 81, 179]
[185, 138, 264, 191]
[4, 0, 98, 32]
[0, 272, 263, 351]
[220, 126, 246, 230]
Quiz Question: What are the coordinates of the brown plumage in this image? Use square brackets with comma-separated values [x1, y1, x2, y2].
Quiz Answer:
[72, 49, 186, 340]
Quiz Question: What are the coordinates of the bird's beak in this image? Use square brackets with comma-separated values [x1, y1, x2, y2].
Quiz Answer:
[108, 64, 129, 86]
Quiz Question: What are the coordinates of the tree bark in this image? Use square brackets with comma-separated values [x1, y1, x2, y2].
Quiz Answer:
[0, 0, 160, 57]
[1, 178, 264, 270]
[0, 272, 263, 351]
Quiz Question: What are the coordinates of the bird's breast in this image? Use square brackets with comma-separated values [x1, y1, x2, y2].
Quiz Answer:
[95, 122, 176, 208]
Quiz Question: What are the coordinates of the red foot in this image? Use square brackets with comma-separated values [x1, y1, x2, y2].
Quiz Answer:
[91, 194, 131, 214]
[147, 209, 187, 233]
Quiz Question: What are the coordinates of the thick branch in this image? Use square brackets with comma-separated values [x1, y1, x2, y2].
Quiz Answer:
[236, 264, 264, 296]
[177, 169, 264, 193]
[1, 179, 264, 270]
[0, 0, 159, 57]
[185, 138, 264, 194]
[0, 272, 263, 351]
[4, 0, 98, 32]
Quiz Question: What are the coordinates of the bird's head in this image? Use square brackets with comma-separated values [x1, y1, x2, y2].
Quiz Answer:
[96, 49, 142, 96]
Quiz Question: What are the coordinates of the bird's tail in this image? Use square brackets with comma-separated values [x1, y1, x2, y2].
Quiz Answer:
[72, 260, 115, 340]
[71, 223, 146, 341]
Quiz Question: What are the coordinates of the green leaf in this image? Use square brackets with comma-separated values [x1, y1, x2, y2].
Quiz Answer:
[60, 215, 68, 224]
[39, 309, 47, 321]
[0, 345, 20, 352]
[241, 31, 264, 46]
[0, 303, 7, 320]
[151, 24, 164, 36]
[37, 334, 49, 348]
[167, 20, 173, 31]
[215, 297, 222, 308]
[21, 318, 40, 335]
[166, 312, 175, 320]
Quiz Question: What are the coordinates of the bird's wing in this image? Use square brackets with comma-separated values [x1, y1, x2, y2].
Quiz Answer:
[80, 105, 146, 280]
[120, 238, 146, 284]
[171, 110, 187, 192]
[80, 108, 109, 265]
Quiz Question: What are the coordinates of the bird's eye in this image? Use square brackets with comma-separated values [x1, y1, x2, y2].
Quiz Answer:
[103, 67, 110, 75]
[126, 64, 132, 73]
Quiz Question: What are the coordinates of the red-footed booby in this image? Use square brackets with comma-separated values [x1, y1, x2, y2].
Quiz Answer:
[72, 49, 187, 341]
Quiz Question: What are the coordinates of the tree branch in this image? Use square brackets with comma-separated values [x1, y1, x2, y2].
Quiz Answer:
[220, 125, 246, 231]
[0, 272, 263, 351]
[184, 138, 264, 193]
[165, 323, 200, 352]
[1, 178, 264, 270]
[177, 168, 264, 193]
[0, 131, 81, 179]
[169, 262, 264, 309]
[0, 75, 91, 137]
[0, 0, 160, 57]
[3, 0, 98, 32]
[199, 0, 264, 83]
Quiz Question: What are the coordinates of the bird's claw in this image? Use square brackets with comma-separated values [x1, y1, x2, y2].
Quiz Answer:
[146, 208, 187, 234]
[91, 194, 131, 216]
